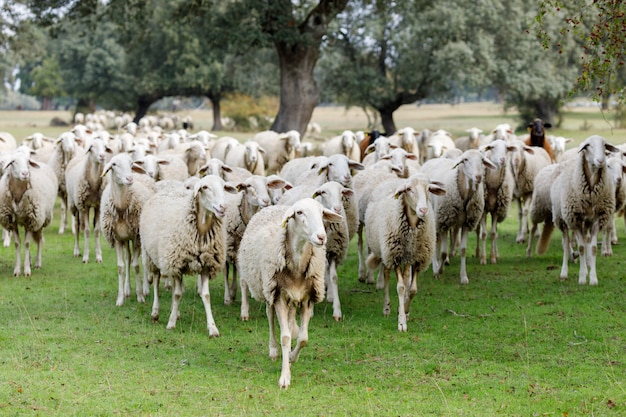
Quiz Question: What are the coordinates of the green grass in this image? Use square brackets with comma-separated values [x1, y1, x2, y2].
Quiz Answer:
[0, 202, 625, 416]
[0, 105, 625, 416]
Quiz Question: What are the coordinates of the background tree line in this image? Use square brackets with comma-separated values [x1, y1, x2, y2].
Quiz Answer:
[1, 0, 625, 134]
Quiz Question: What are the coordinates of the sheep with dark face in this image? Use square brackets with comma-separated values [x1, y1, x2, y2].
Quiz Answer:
[524, 118, 554, 162]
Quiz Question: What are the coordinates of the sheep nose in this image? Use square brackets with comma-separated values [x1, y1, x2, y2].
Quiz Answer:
[260, 197, 270, 207]
[316, 232, 327, 245]
[334, 206, 342, 214]
[475, 175, 482, 183]
[125, 175, 134, 184]
[418, 207, 429, 217]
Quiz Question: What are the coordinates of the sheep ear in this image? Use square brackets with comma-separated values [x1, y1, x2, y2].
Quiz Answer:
[428, 183, 446, 195]
[101, 162, 112, 177]
[132, 164, 146, 174]
[322, 208, 343, 224]
[605, 143, 620, 154]
[565, 138, 573, 143]
[341, 188, 354, 198]
[281, 207, 295, 228]
[393, 183, 410, 199]
[544, 123, 552, 129]
[506, 145, 517, 152]
[311, 190, 321, 199]
[224, 184, 238, 194]
[482, 157, 497, 170]
[258, 146, 266, 154]
[349, 161, 365, 171]
[236, 183, 247, 192]
[157, 159, 170, 166]
[523, 146, 535, 154]
[267, 178, 286, 189]
[452, 158, 465, 169]
[365, 143, 375, 155]
[406, 153, 418, 160]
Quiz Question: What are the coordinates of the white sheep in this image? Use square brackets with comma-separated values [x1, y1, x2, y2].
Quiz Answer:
[222, 175, 286, 305]
[21, 132, 56, 163]
[322, 130, 361, 162]
[454, 127, 487, 151]
[549, 135, 619, 285]
[388, 127, 420, 158]
[277, 181, 353, 321]
[548, 135, 574, 162]
[361, 136, 394, 167]
[420, 150, 496, 284]
[0, 151, 58, 276]
[159, 140, 208, 177]
[352, 159, 403, 284]
[65, 137, 114, 263]
[526, 163, 563, 257]
[140, 175, 237, 336]
[278, 156, 326, 185]
[223, 140, 266, 176]
[365, 174, 444, 331]
[506, 140, 552, 244]
[132, 154, 189, 182]
[293, 154, 364, 189]
[601, 156, 626, 256]
[210, 136, 240, 162]
[253, 130, 301, 174]
[100, 153, 157, 306]
[47, 131, 79, 234]
[238, 198, 343, 388]
[476, 139, 515, 264]
[424, 129, 456, 160]
[487, 123, 516, 142]
[198, 158, 253, 183]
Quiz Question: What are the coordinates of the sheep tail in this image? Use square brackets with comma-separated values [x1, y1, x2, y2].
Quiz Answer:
[366, 253, 381, 270]
[536, 220, 554, 255]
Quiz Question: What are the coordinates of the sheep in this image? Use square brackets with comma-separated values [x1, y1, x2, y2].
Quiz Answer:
[476, 139, 515, 264]
[358, 130, 385, 161]
[210, 136, 240, 162]
[21, 132, 56, 163]
[293, 154, 364, 189]
[364, 174, 444, 331]
[132, 154, 189, 182]
[238, 198, 343, 388]
[506, 140, 552, 244]
[379, 147, 418, 178]
[420, 150, 496, 284]
[352, 159, 403, 284]
[198, 158, 253, 183]
[487, 123, 516, 142]
[278, 156, 325, 185]
[454, 127, 486, 151]
[223, 140, 266, 176]
[526, 163, 563, 257]
[388, 127, 420, 159]
[187, 130, 217, 148]
[277, 181, 353, 321]
[424, 129, 456, 161]
[140, 175, 237, 336]
[524, 118, 554, 162]
[156, 131, 183, 152]
[548, 135, 573, 162]
[0, 151, 58, 276]
[0, 131, 18, 154]
[361, 136, 394, 167]
[266, 174, 293, 204]
[547, 135, 620, 285]
[601, 156, 626, 256]
[100, 153, 157, 306]
[65, 136, 114, 263]
[47, 131, 80, 234]
[252, 130, 301, 174]
[222, 175, 287, 306]
[322, 130, 361, 162]
[159, 140, 208, 177]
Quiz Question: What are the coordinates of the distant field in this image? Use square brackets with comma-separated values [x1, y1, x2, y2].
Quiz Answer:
[1, 101, 624, 146]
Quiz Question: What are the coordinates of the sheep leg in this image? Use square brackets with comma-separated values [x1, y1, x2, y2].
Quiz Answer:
[81, 209, 90, 263]
[288, 305, 299, 339]
[166, 277, 183, 330]
[478, 215, 487, 265]
[327, 259, 342, 321]
[601, 224, 613, 256]
[12, 227, 21, 276]
[375, 267, 384, 290]
[228, 264, 238, 305]
[405, 265, 419, 316]
[223, 263, 232, 305]
[94, 207, 103, 263]
[115, 242, 127, 307]
[240, 279, 250, 321]
[382, 267, 391, 316]
[526, 221, 538, 258]
[490, 214, 499, 264]
[150, 272, 160, 322]
[357, 223, 367, 283]
[199, 273, 220, 337]
[274, 298, 292, 389]
[516, 198, 530, 244]
[59, 198, 68, 234]
[290, 300, 313, 364]
[266, 303, 279, 360]
[23, 230, 32, 277]
[439, 232, 449, 274]
[72, 211, 81, 257]
[446, 228, 455, 264]
[611, 216, 619, 244]
[559, 230, 570, 280]
[459, 227, 470, 285]
[574, 230, 588, 285]
[124, 242, 132, 299]
[395, 265, 408, 332]
[3, 228, 11, 248]
[33, 229, 44, 270]
[131, 239, 145, 302]
[588, 224, 600, 286]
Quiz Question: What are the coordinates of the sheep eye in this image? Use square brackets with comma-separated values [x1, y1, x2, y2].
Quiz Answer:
[296, 210, 303, 216]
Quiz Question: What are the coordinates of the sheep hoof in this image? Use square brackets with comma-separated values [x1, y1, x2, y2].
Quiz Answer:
[333, 315, 342, 322]
[151, 314, 159, 322]
[278, 376, 290, 389]
[383, 304, 391, 316]
[480, 257, 486, 265]
[208, 328, 220, 338]
[460, 276, 469, 285]
[490, 257, 497, 264]
[398, 321, 407, 332]
[269, 348, 279, 361]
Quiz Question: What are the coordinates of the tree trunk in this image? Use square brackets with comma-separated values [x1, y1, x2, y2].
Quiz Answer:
[270, 42, 320, 136]
[75, 98, 93, 117]
[266, 0, 349, 136]
[379, 109, 397, 136]
[41, 97, 53, 111]
[207, 92, 223, 131]
[133, 96, 159, 124]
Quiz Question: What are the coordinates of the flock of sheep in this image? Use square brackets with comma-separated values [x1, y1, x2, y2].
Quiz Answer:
[0, 114, 623, 388]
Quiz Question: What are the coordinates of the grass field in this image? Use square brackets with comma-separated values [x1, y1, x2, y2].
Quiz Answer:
[0, 103, 625, 416]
